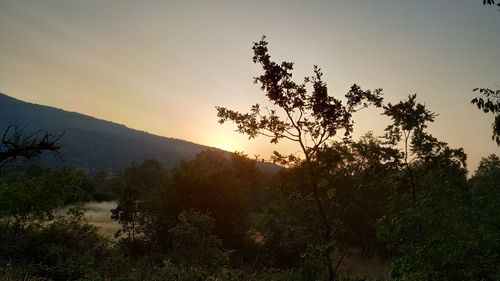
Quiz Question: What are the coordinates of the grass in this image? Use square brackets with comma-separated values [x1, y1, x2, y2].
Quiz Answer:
[56, 201, 120, 238]
[82, 201, 120, 238]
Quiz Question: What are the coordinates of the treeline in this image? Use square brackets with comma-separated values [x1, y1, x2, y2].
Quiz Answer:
[0, 140, 499, 280]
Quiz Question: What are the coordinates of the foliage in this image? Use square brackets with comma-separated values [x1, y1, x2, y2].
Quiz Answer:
[0, 164, 87, 230]
[168, 150, 257, 248]
[471, 87, 500, 145]
[483, 0, 500, 8]
[466, 154, 500, 279]
[255, 199, 318, 268]
[217, 36, 383, 152]
[111, 150, 259, 259]
[378, 95, 499, 280]
[168, 210, 232, 271]
[111, 159, 167, 247]
[217, 36, 384, 280]
[254, 133, 398, 276]
[81, 171, 119, 201]
[318, 135, 399, 258]
[0, 207, 111, 281]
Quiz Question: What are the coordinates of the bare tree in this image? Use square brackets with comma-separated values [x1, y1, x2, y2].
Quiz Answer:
[0, 125, 64, 169]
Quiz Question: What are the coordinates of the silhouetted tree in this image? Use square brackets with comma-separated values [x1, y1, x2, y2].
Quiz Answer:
[168, 150, 256, 249]
[216, 36, 383, 280]
[317, 134, 399, 258]
[483, 0, 500, 8]
[471, 88, 500, 145]
[111, 150, 257, 256]
[377, 95, 499, 280]
[0, 125, 63, 170]
[469, 154, 500, 245]
[111, 160, 167, 246]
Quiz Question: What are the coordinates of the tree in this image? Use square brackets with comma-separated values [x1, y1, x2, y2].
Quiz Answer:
[111, 159, 167, 247]
[216, 36, 384, 280]
[255, 134, 399, 275]
[471, 88, 500, 145]
[0, 164, 87, 231]
[472, 0, 499, 144]
[377, 95, 500, 280]
[483, 0, 500, 8]
[168, 210, 231, 271]
[0, 163, 110, 281]
[317, 134, 399, 258]
[111, 150, 257, 256]
[0, 125, 63, 170]
[167, 150, 257, 249]
[468, 155, 500, 275]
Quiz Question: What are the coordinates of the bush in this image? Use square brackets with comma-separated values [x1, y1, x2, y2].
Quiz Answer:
[168, 210, 232, 271]
[0, 208, 111, 281]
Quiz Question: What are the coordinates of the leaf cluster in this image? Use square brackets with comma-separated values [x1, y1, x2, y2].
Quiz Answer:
[483, 0, 500, 7]
[471, 88, 500, 144]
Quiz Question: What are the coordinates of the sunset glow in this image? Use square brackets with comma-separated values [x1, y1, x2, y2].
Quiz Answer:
[0, 0, 499, 169]
[207, 133, 246, 153]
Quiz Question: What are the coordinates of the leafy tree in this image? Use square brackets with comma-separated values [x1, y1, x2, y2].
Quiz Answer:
[0, 164, 87, 231]
[470, 155, 500, 228]
[467, 154, 500, 279]
[471, 88, 500, 145]
[378, 95, 500, 280]
[167, 150, 257, 249]
[471, 154, 500, 189]
[112, 150, 257, 256]
[318, 134, 399, 258]
[111, 159, 168, 248]
[168, 210, 231, 271]
[0, 164, 106, 281]
[217, 36, 384, 280]
[256, 134, 398, 272]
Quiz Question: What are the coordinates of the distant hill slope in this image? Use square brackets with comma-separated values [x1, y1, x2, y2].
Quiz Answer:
[0, 93, 220, 173]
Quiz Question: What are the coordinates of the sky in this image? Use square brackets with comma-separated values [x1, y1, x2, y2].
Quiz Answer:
[0, 0, 499, 171]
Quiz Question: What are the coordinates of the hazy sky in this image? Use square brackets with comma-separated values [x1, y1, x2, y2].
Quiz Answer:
[0, 0, 499, 171]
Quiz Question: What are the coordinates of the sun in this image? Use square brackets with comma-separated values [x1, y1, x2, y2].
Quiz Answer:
[207, 134, 244, 153]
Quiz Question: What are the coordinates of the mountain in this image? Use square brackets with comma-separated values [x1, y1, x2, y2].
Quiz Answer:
[0, 93, 221, 174]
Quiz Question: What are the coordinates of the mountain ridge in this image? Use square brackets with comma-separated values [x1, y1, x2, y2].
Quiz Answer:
[0, 93, 225, 173]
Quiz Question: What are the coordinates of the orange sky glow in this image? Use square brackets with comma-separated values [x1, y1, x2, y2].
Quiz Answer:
[0, 0, 499, 171]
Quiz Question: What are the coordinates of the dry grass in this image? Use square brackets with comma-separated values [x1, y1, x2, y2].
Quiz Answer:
[56, 201, 120, 238]
[82, 201, 120, 238]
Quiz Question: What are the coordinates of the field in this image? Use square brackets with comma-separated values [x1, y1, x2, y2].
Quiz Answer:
[82, 201, 120, 238]
[57, 201, 120, 238]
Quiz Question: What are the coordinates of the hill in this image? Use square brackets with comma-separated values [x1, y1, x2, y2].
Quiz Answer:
[0, 93, 222, 174]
